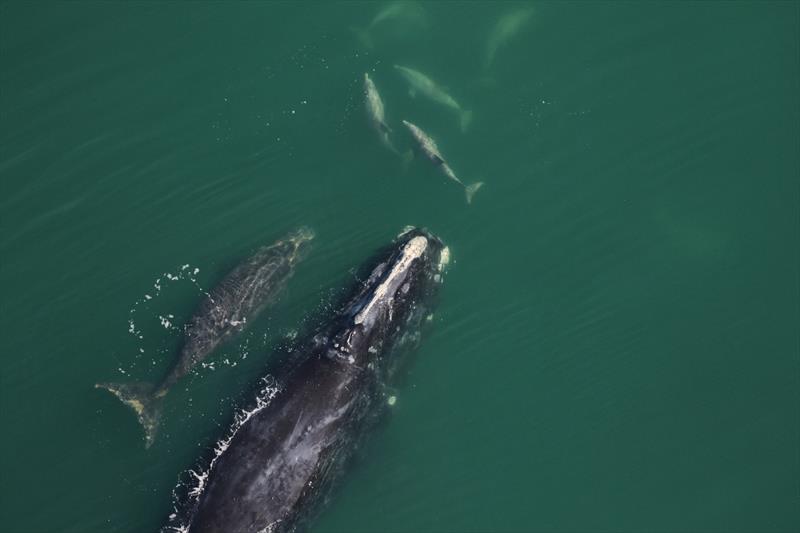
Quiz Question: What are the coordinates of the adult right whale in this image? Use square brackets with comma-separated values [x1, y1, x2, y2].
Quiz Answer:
[166, 227, 449, 533]
[97, 227, 314, 447]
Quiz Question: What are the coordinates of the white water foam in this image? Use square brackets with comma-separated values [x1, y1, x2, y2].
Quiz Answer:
[163, 376, 281, 532]
[118, 263, 266, 377]
[119, 263, 214, 375]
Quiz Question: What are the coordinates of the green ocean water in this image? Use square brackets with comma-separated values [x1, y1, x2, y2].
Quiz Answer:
[1, 1, 798, 532]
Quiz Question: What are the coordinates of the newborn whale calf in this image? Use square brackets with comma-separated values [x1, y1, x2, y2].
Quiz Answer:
[168, 228, 448, 533]
[97, 227, 314, 447]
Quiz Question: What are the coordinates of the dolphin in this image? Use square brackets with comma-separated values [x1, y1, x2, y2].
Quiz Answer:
[363, 72, 399, 155]
[96, 227, 314, 447]
[350, 1, 429, 49]
[393, 65, 473, 132]
[485, 7, 534, 68]
[402, 120, 483, 204]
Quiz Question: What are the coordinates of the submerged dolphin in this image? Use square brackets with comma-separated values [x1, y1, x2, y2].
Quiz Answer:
[485, 8, 534, 68]
[167, 228, 448, 533]
[369, 1, 425, 27]
[402, 120, 483, 204]
[96, 227, 314, 447]
[363, 72, 399, 154]
[351, 1, 429, 49]
[394, 65, 473, 132]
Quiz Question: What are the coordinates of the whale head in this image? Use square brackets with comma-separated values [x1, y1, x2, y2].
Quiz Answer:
[334, 228, 446, 370]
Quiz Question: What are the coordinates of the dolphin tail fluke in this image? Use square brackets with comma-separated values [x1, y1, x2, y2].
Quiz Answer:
[465, 181, 484, 204]
[460, 110, 473, 132]
[349, 26, 373, 49]
[95, 381, 163, 448]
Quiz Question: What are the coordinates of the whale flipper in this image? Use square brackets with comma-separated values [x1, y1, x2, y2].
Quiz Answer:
[465, 181, 484, 204]
[95, 382, 163, 448]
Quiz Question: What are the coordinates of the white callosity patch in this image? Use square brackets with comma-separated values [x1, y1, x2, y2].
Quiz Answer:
[397, 225, 416, 238]
[433, 246, 451, 283]
[438, 246, 450, 271]
[355, 236, 428, 327]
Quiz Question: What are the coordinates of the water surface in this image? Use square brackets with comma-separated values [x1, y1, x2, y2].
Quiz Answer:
[1, 2, 798, 532]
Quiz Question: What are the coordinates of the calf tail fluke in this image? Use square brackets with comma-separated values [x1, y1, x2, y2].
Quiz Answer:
[95, 381, 163, 448]
[465, 181, 484, 204]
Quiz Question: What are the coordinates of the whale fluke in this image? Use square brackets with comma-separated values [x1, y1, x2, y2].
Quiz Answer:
[95, 382, 162, 448]
[465, 181, 484, 204]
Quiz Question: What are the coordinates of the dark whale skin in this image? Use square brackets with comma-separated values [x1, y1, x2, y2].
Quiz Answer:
[180, 228, 447, 533]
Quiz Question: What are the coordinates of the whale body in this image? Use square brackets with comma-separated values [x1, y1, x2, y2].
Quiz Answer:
[97, 227, 314, 447]
[168, 228, 448, 533]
